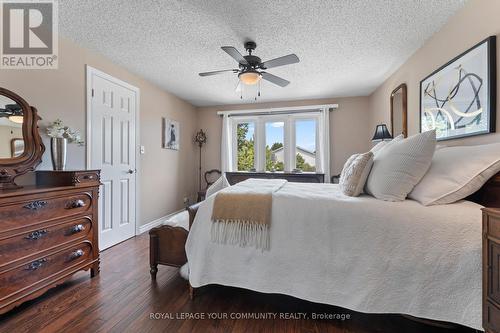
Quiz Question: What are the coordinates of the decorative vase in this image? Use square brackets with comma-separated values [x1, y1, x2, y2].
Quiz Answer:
[51, 137, 67, 171]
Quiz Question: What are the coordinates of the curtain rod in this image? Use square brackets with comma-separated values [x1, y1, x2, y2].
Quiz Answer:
[217, 104, 339, 117]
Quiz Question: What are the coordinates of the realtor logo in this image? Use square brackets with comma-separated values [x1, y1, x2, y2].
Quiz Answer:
[1, 0, 58, 69]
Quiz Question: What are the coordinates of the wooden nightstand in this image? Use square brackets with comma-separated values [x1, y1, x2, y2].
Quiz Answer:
[483, 208, 500, 332]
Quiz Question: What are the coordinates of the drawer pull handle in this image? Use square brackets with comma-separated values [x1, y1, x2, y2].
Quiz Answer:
[67, 199, 85, 209]
[25, 229, 48, 240]
[69, 249, 84, 260]
[26, 258, 47, 271]
[82, 175, 94, 180]
[71, 224, 86, 233]
[23, 200, 47, 210]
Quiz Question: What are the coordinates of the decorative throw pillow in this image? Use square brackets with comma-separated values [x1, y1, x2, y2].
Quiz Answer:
[365, 130, 436, 201]
[370, 134, 404, 155]
[339, 152, 374, 196]
[409, 142, 500, 205]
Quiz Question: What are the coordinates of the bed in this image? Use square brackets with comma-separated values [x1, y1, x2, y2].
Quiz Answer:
[183, 174, 500, 331]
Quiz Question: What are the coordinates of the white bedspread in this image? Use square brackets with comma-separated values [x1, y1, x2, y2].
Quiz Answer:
[186, 181, 482, 329]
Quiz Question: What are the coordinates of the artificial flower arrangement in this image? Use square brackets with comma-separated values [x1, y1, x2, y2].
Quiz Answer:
[46, 119, 84, 145]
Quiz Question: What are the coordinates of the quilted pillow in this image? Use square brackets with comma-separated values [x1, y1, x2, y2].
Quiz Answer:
[339, 151, 374, 197]
[365, 130, 436, 201]
[409, 142, 500, 205]
[370, 134, 404, 155]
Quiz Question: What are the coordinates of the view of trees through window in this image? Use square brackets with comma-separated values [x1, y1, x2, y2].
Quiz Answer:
[237, 122, 255, 171]
[236, 118, 317, 172]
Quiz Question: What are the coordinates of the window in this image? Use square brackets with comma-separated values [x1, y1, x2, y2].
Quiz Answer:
[236, 122, 255, 171]
[265, 121, 284, 172]
[294, 119, 316, 172]
[227, 106, 331, 176]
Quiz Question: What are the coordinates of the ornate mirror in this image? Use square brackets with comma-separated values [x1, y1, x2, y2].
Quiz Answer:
[0, 87, 45, 189]
[390, 83, 408, 138]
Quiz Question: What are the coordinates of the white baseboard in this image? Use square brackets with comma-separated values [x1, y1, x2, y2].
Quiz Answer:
[138, 209, 185, 234]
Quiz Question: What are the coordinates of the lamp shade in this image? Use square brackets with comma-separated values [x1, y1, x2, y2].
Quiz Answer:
[372, 124, 393, 141]
[238, 70, 261, 85]
[9, 115, 23, 124]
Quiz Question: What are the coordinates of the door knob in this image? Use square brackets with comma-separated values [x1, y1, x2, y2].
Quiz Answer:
[127, 169, 135, 174]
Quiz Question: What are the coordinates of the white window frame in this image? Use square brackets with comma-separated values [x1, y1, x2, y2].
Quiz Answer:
[220, 104, 337, 179]
[263, 116, 288, 171]
[291, 115, 320, 172]
[232, 118, 258, 171]
[231, 113, 321, 173]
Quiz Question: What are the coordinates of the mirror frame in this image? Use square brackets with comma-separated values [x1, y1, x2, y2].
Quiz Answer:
[0, 87, 45, 189]
[390, 83, 408, 138]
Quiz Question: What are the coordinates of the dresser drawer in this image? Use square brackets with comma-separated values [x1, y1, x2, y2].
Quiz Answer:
[487, 214, 500, 240]
[0, 191, 94, 232]
[0, 217, 92, 267]
[0, 241, 93, 302]
[489, 241, 500, 305]
[73, 171, 100, 186]
[486, 300, 500, 333]
[36, 170, 100, 187]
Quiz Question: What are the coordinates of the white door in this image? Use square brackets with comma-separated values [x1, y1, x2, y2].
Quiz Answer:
[87, 67, 138, 250]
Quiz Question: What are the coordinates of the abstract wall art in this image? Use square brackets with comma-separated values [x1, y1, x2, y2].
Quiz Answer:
[420, 36, 496, 141]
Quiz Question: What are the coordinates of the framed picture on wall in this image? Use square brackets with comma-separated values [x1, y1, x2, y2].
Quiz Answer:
[420, 36, 496, 141]
[162, 118, 180, 150]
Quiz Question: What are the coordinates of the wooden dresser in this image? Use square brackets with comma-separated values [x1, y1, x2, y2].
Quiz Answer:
[225, 171, 325, 185]
[0, 170, 100, 314]
[484, 208, 500, 333]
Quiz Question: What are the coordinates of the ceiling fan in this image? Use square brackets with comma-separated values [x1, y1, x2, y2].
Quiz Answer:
[0, 104, 23, 124]
[199, 41, 299, 92]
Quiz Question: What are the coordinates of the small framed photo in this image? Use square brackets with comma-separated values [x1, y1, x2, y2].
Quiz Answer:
[162, 118, 180, 150]
[10, 138, 24, 157]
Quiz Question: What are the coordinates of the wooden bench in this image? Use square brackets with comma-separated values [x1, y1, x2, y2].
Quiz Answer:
[149, 203, 200, 279]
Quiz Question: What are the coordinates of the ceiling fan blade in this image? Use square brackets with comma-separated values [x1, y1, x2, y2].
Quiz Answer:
[199, 69, 238, 77]
[260, 54, 299, 69]
[221, 46, 248, 65]
[261, 72, 290, 87]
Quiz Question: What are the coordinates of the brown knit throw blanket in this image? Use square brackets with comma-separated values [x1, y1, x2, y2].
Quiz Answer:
[211, 179, 287, 250]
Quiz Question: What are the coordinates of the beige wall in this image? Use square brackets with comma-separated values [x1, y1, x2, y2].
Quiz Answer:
[369, 0, 500, 147]
[196, 96, 371, 180]
[0, 37, 198, 226]
[8, 0, 491, 225]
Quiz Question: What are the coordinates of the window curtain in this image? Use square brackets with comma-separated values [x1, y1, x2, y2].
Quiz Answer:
[220, 114, 233, 173]
[316, 108, 330, 182]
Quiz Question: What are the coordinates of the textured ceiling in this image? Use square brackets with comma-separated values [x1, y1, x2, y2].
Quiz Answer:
[59, 0, 466, 106]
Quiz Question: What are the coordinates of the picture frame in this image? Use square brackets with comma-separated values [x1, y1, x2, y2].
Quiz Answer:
[162, 118, 180, 150]
[10, 138, 24, 158]
[419, 36, 496, 141]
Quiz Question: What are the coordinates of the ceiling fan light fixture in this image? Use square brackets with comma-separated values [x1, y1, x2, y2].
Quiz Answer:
[239, 70, 261, 85]
[8, 115, 23, 124]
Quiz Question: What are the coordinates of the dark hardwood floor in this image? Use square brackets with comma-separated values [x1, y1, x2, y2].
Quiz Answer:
[0, 234, 477, 333]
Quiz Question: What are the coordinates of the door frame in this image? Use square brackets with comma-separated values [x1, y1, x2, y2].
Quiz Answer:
[85, 65, 141, 237]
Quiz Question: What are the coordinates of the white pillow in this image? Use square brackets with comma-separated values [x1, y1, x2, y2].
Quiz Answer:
[163, 211, 189, 230]
[409, 142, 500, 205]
[339, 152, 374, 197]
[365, 130, 436, 201]
[370, 134, 404, 155]
[205, 175, 230, 198]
